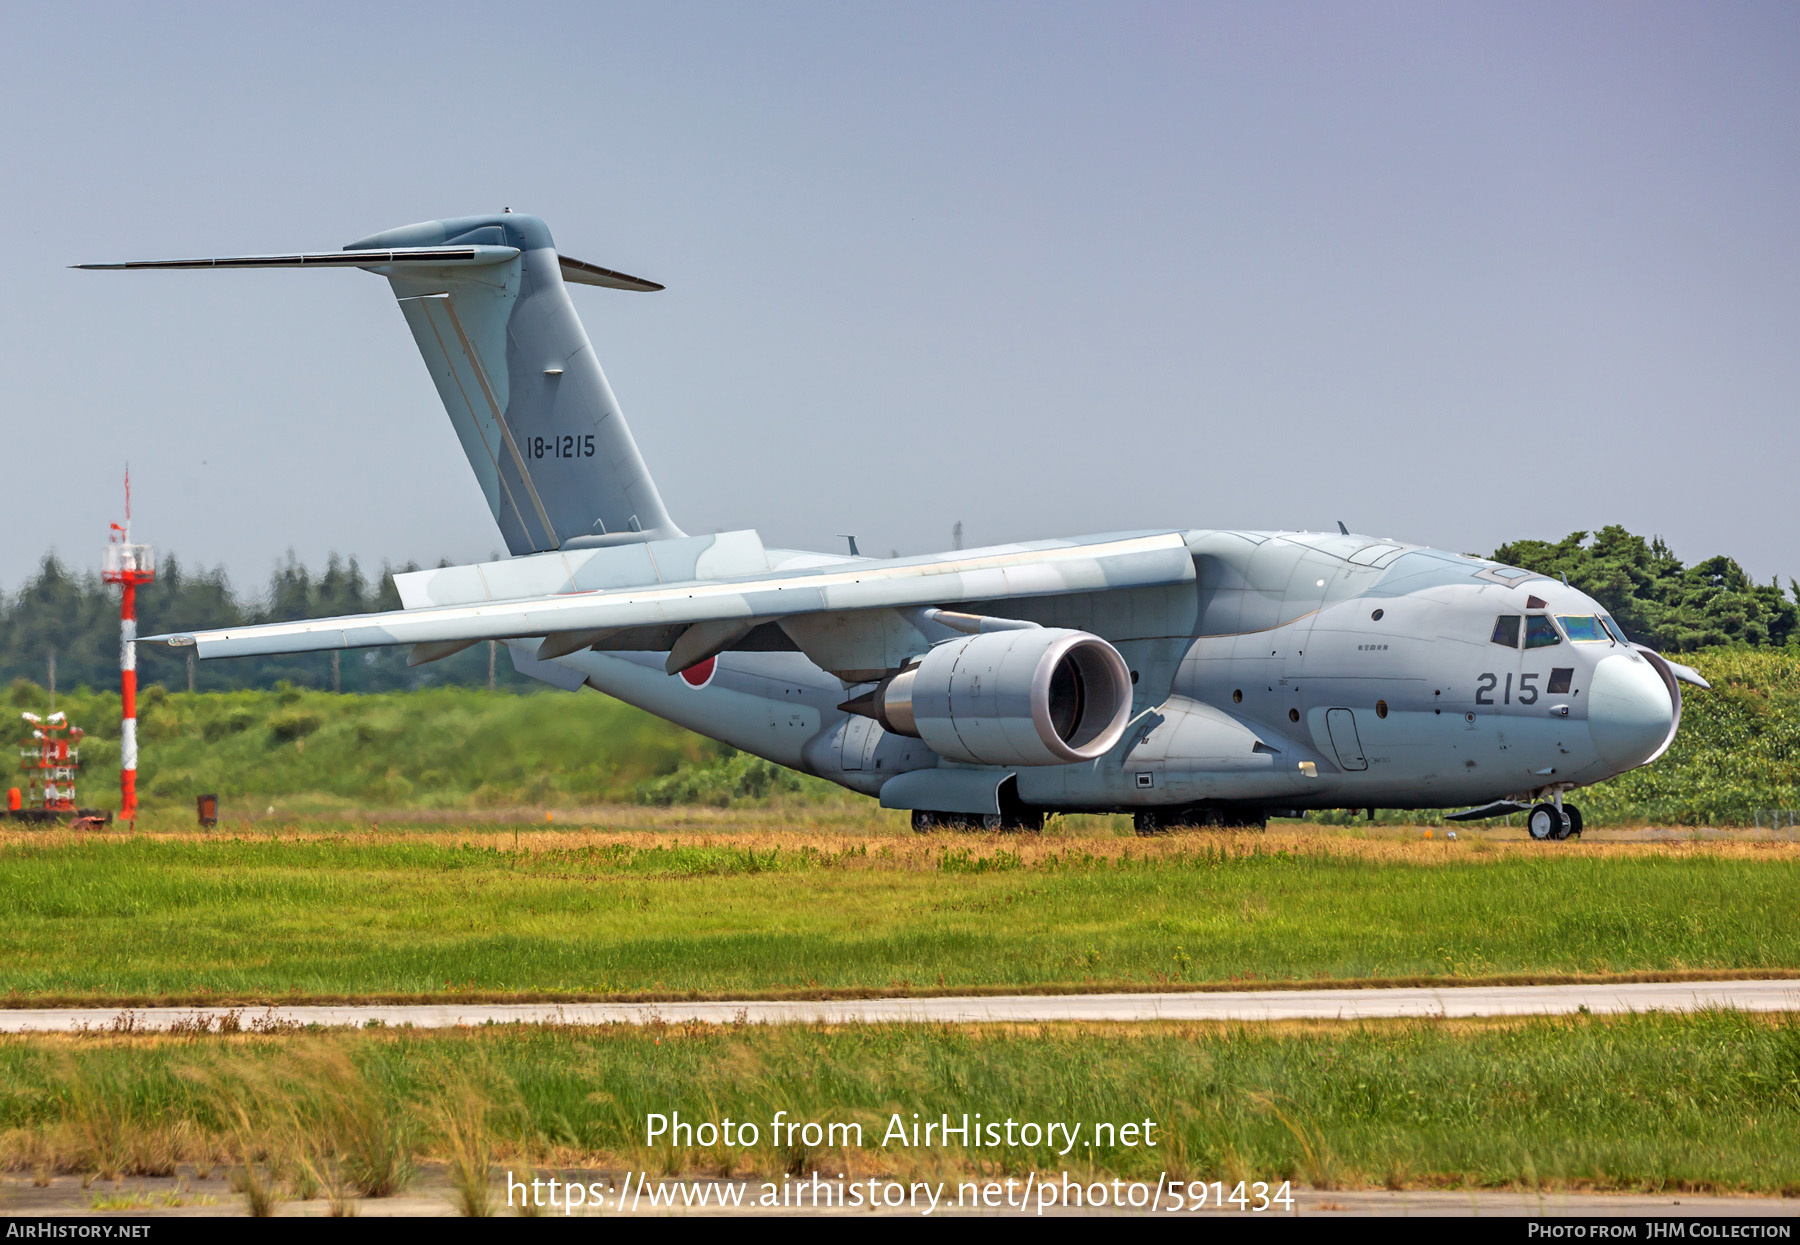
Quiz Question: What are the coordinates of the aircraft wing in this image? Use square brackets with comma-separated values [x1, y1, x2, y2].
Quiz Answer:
[146, 532, 1195, 669]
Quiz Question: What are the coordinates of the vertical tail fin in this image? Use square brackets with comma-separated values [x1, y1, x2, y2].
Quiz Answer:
[346, 213, 681, 554]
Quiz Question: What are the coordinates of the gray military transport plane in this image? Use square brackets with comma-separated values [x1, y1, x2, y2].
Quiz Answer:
[83, 212, 1708, 840]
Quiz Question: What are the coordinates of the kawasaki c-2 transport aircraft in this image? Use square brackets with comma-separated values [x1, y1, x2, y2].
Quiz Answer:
[83, 212, 1708, 839]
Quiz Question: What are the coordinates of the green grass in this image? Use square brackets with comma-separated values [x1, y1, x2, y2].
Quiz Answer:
[10, 644, 1798, 823]
[0, 835, 1795, 1003]
[3, 1011, 1798, 1192]
[4, 680, 726, 811]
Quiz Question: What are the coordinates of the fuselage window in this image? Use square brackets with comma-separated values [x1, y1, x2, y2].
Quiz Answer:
[1559, 615, 1608, 643]
[1490, 615, 1521, 647]
[1524, 615, 1562, 649]
[1602, 616, 1629, 645]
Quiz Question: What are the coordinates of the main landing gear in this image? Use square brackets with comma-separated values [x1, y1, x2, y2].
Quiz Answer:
[911, 808, 1045, 833]
[1527, 801, 1583, 841]
[910, 776, 1046, 833]
[1133, 807, 1268, 835]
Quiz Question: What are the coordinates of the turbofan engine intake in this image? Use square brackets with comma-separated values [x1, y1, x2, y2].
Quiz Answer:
[871, 628, 1134, 766]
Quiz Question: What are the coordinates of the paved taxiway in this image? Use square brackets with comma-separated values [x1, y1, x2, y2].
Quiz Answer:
[3, 978, 1796, 1031]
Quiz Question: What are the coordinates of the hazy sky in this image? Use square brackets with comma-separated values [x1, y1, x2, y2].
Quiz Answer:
[3, 2, 1795, 596]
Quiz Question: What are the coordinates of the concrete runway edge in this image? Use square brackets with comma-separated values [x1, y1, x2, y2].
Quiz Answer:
[2, 978, 1797, 1032]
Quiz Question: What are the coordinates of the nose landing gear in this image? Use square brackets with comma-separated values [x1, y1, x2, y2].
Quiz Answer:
[1527, 801, 1583, 841]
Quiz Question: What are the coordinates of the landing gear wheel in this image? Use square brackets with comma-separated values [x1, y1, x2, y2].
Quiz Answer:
[1563, 805, 1583, 838]
[1527, 802, 1567, 841]
[1133, 810, 1168, 836]
[911, 810, 939, 833]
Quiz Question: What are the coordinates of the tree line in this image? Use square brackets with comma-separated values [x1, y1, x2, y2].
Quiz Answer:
[1493, 526, 1796, 651]
[0, 552, 530, 694]
[1, 526, 1792, 694]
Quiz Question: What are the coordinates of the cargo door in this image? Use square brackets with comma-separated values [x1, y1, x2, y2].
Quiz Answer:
[1326, 708, 1368, 771]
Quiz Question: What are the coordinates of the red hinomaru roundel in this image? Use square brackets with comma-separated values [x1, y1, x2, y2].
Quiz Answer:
[679, 656, 717, 688]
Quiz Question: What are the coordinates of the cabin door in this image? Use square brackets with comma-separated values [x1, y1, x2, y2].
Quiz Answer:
[1326, 708, 1368, 771]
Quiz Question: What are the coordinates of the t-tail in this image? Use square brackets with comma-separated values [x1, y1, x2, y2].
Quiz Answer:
[77, 212, 681, 555]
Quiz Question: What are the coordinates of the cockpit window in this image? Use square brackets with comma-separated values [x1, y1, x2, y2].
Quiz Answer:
[1490, 615, 1521, 648]
[1524, 615, 1562, 649]
[1558, 615, 1608, 642]
[1602, 616, 1629, 645]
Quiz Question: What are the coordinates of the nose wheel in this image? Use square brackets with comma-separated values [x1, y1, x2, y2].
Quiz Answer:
[1527, 802, 1583, 841]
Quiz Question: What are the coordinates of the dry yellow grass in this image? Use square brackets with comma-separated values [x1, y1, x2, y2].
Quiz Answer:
[8, 815, 1799, 869]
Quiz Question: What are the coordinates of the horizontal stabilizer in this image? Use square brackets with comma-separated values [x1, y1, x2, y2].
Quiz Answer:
[558, 254, 663, 291]
[74, 246, 519, 271]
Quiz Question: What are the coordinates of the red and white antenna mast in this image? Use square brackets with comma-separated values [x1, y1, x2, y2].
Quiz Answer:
[101, 467, 154, 821]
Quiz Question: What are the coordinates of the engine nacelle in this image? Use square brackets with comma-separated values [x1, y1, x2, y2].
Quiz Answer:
[872, 628, 1134, 766]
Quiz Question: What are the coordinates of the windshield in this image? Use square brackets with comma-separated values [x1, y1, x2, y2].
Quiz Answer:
[1524, 615, 1562, 649]
[1558, 615, 1609, 643]
[1602, 616, 1629, 645]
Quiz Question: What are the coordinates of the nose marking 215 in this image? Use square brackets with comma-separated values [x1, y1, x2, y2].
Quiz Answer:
[1475, 673, 1545, 706]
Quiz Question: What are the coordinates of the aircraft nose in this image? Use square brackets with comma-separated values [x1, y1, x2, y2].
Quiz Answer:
[1588, 654, 1675, 771]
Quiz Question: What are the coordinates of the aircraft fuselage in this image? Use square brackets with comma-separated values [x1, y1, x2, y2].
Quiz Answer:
[553, 528, 1678, 817]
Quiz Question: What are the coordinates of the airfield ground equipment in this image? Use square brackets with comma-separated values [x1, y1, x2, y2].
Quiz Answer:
[11, 711, 108, 826]
[101, 473, 154, 822]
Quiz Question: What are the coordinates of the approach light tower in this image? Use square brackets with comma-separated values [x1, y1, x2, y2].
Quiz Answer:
[101, 471, 154, 821]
